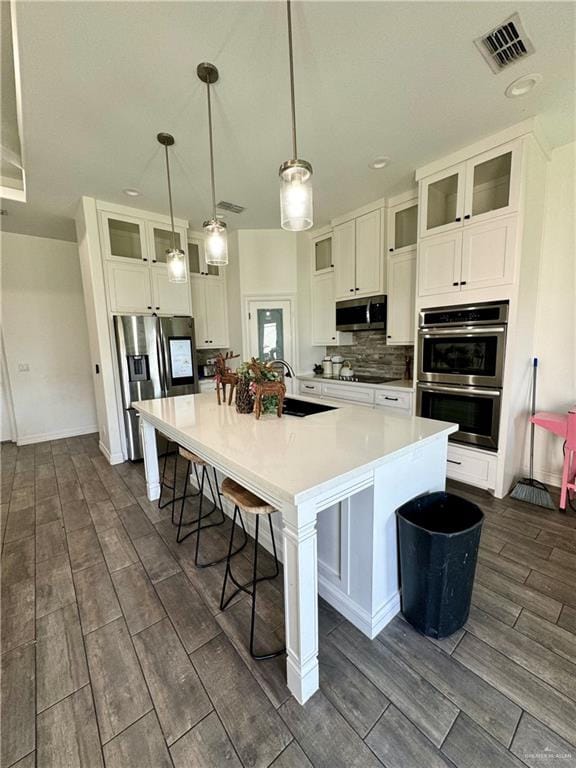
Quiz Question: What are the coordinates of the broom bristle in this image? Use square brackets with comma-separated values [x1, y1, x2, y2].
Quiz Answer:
[510, 479, 555, 509]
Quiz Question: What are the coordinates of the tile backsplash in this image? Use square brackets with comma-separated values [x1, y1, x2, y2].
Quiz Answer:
[326, 332, 413, 379]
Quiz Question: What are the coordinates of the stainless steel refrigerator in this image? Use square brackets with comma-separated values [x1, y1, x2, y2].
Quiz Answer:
[114, 315, 199, 460]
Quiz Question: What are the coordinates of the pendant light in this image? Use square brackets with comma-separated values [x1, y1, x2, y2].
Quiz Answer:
[279, 0, 313, 231]
[157, 133, 187, 283]
[197, 62, 228, 266]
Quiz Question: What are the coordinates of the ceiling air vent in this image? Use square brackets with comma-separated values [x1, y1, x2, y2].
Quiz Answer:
[217, 200, 245, 214]
[475, 13, 535, 74]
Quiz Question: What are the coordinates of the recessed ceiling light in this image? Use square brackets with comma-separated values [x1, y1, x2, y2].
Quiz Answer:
[123, 188, 141, 197]
[369, 156, 390, 170]
[505, 73, 542, 98]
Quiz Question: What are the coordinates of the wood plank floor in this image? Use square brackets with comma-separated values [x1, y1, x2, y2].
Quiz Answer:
[1, 436, 575, 767]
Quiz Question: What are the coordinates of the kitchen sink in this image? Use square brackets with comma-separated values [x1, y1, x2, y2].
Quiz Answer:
[282, 397, 337, 418]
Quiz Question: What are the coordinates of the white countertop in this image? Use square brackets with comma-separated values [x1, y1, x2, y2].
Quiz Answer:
[135, 393, 456, 505]
[297, 375, 415, 392]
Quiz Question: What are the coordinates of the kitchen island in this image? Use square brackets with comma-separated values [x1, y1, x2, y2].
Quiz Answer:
[134, 393, 457, 704]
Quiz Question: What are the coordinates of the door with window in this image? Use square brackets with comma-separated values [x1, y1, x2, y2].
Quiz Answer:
[247, 300, 294, 387]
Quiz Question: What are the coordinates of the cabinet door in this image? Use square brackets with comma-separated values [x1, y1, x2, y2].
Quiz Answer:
[419, 163, 465, 238]
[418, 231, 463, 296]
[188, 238, 220, 278]
[355, 209, 382, 297]
[463, 140, 521, 225]
[311, 273, 338, 345]
[203, 279, 229, 348]
[100, 213, 148, 263]
[387, 250, 416, 345]
[147, 222, 188, 266]
[332, 220, 356, 300]
[107, 262, 152, 313]
[387, 199, 418, 255]
[460, 215, 517, 291]
[312, 233, 333, 275]
[190, 278, 209, 348]
[151, 269, 191, 315]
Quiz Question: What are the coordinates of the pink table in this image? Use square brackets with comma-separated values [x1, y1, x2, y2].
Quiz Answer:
[531, 407, 576, 511]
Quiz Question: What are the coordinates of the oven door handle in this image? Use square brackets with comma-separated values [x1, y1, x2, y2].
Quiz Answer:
[418, 325, 507, 336]
[366, 298, 372, 326]
[418, 384, 501, 397]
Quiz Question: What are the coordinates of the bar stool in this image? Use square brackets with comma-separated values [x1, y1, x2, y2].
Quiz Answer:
[219, 478, 285, 660]
[176, 448, 248, 568]
[158, 439, 202, 517]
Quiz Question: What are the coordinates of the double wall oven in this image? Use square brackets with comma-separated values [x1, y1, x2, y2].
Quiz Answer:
[417, 302, 508, 451]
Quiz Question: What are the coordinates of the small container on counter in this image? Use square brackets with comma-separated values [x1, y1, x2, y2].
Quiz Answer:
[322, 356, 333, 377]
[331, 355, 343, 378]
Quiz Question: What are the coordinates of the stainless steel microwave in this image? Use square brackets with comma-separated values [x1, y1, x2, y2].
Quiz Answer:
[336, 295, 387, 332]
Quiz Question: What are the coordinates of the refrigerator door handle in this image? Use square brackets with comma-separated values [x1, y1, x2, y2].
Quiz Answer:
[157, 318, 169, 397]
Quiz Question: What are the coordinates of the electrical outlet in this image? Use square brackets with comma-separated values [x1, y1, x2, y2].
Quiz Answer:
[18, 363, 30, 372]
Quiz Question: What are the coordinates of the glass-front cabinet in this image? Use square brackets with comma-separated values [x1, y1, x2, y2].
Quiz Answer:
[101, 213, 148, 262]
[387, 198, 418, 254]
[149, 224, 185, 265]
[188, 237, 220, 278]
[419, 140, 520, 238]
[312, 231, 333, 274]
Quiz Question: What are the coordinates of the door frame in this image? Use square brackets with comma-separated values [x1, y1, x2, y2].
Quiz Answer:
[242, 294, 298, 384]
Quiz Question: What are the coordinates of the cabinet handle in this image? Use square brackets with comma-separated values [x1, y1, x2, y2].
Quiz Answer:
[332, 336, 336, 340]
[387, 335, 392, 338]
[455, 217, 461, 222]
[350, 289, 354, 293]
[389, 248, 394, 253]
[460, 281, 467, 286]
[152, 259, 157, 263]
[147, 305, 152, 309]
[447, 459, 462, 465]
[305, 385, 314, 389]
[452, 282, 459, 286]
[155, 306, 160, 310]
[384, 396, 398, 401]
[464, 214, 471, 220]
[330, 264, 334, 268]
[143, 258, 148, 262]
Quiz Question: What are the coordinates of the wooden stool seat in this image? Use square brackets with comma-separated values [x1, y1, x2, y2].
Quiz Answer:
[178, 447, 207, 466]
[221, 478, 274, 515]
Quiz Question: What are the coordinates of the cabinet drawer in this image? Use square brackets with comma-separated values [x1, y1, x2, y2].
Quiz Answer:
[446, 445, 496, 489]
[374, 390, 412, 412]
[321, 383, 374, 405]
[299, 380, 322, 396]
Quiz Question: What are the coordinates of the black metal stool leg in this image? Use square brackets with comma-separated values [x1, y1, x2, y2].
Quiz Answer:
[176, 461, 193, 543]
[194, 469, 247, 568]
[249, 514, 285, 660]
[170, 448, 179, 524]
[158, 441, 172, 510]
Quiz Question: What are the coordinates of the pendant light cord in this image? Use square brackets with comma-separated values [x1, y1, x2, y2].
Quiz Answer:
[206, 80, 217, 219]
[163, 144, 177, 251]
[286, 0, 298, 161]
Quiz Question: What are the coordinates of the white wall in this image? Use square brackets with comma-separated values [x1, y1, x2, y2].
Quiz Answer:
[237, 229, 298, 295]
[530, 141, 576, 484]
[1, 231, 98, 444]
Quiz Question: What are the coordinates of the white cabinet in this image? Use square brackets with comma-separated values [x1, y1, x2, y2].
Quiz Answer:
[150, 270, 191, 315]
[299, 380, 322, 396]
[191, 275, 229, 349]
[333, 220, 356, 299]
[311, 272, 353, 346]
[386, 250, 416, 345]
[321, 382, 375, 405]
[460, 215, 517, 291]
[312, 231, 334, 275]
[355, 210, 382, 298]
[387, 199, 418, 255]
[418, 216, 517, 297]
[333, 209, 383, 300]
[147, 221, 188, 266]
[107, 262, 153, 313]
[446, 444, 497, 490]
[418, 231, 463, 296]
[419, 140, 521, 239]
[374, 389, 413, 413]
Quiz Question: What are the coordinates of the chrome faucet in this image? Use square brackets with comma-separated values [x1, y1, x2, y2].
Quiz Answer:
[272, 359, 296, 379]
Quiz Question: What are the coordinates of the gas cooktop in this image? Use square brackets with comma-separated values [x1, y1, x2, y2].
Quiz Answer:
[320, 375, 399, 384]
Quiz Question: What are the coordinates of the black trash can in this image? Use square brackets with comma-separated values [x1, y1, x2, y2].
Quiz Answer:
[396, 491, 484, 639]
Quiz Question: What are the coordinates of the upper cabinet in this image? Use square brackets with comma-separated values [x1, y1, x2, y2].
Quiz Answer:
[387, 198, 418, 255]
[387, 249, 416, 345]
[187, 236, 221, 278]
[312, 232, 334, 275]
[419, 140, 521, 239]
[149, 222, 187, 266]
[188, 232, 229, 350]
[333, 208, 383, 300]
[101, 213, 148, 262]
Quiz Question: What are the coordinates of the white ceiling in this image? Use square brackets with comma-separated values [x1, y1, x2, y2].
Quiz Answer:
[2, 0, 574, 242]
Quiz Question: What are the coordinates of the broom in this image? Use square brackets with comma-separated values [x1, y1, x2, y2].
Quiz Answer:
[510, 357, 555, 509]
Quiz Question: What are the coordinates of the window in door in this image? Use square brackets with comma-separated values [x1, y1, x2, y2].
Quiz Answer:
[257, 309, 284, 362]
[108, 219, 143, 260]
[471, 152, 512, 217]
[427, 174, 459, 231]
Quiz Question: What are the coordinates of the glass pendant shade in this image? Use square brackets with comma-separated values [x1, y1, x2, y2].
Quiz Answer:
[166, 248, 188, 283]
[279, 160, 313, 231]
[204, 218, 228, 266]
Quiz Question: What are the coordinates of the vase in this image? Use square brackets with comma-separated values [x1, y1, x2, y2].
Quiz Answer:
[235, 379, 254, 414]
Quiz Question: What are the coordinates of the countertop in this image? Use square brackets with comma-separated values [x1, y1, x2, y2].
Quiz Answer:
[297, 375, 415, 391]
[134, 393, 456, 505]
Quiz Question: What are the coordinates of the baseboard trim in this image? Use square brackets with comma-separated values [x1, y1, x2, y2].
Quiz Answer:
[318, 579, 400, 639]
[522, 466, 562, 490]
[99, 440, 125, 466]
[16, 424, 99, 447]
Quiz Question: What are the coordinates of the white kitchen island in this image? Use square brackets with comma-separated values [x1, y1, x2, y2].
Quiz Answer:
[134, 393, 457, 704]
